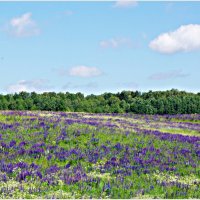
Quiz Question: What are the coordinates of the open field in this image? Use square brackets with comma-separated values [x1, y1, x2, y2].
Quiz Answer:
[0, 111, 200, 198]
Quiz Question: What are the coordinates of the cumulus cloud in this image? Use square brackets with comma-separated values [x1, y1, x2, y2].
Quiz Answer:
[69, 66, 103, 78]
[8, 12, 40, 37]
[149, 70, 189, 80]
[114, 0, 138, 8]
[149, 24, 200, 54]
[100, 37, 132, 48]
[6, 79, 52, 93]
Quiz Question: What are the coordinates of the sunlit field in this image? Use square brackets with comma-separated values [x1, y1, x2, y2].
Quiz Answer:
[0, 111, 200, 198]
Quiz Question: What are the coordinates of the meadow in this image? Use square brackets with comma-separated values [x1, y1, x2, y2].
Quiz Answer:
[0, 111, 200, 198]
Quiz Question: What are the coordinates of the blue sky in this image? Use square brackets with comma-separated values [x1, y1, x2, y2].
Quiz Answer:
[0, 1, 200, 95]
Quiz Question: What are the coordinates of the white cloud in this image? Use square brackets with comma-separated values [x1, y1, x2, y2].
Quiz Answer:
[149, 70, 189, 80]
[8, 12, 40, 37]
[6, 79, 51, 93]
[100, 37, 132, 48]
[149, 24, 200, 54]
[114, 0, 138, 8]
[69, 66, 103, 78]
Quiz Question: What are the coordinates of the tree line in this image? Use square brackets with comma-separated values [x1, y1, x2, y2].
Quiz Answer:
[0, 89, 200, 114]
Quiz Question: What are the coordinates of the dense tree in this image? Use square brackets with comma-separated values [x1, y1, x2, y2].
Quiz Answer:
[0, 89, 199, 114]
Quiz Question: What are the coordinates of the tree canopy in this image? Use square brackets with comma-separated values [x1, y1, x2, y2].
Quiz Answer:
[0, 89, 199, 114]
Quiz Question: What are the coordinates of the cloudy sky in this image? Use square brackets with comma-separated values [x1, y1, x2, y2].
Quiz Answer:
[0, 1, 200, 95]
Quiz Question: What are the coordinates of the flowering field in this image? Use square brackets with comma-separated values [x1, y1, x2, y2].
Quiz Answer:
[0, 111, 200, 198]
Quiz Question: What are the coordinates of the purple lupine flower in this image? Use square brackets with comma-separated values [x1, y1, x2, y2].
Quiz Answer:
[1, 142, 7, 148]
[46, 165, 59, 174]
[30, 163, 39, 169]
[0, 173, 7, 182]
[18, 148, 26, 155]
[47, 155, 52, 160]
[19, 141, 27, 147]
[9, 140, 16, 148]
[65, 163, 71, 169]
[15, 162, 28, 169]
[36, 171, 43, 179]
[114, 143, 122, 150]
[18, 170, 31, 181]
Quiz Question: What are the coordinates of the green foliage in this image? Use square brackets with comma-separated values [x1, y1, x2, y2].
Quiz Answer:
[0, 111, 200, 198]
[0, 89, 199, 114]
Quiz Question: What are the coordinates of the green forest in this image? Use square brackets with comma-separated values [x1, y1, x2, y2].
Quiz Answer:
[0, 89, 200, 114]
